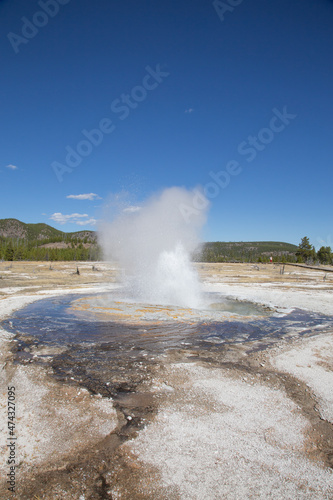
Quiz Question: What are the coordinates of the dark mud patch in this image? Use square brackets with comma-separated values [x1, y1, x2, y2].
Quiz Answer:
[15, 444, 172, 500]
[2, 340, 333, 500]
[0, 352, 164, 500]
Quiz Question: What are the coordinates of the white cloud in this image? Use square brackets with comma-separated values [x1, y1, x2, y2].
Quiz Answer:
[185, 108, 194, 114]
[49, 213, 97, 227]
[5, 164, 18, 170]
[67, 193, 102, 201]
[76, 218, 97, 226]
[49, 213, 89, 225]
[123, 206, 142, 213]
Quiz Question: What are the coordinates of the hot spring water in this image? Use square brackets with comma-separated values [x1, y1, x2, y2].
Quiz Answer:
[4, 287, 332, 405]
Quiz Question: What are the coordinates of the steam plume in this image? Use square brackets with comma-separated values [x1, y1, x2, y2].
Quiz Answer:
[98, 187, 208, 308]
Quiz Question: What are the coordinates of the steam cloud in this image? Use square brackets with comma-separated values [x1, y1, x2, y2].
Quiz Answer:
[98, 187, 208, 308]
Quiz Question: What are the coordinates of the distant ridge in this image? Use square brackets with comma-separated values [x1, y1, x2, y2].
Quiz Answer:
[0, 218, 99, 261]
[0, 218, 96, 242]
[0, 218, 298, 262]
[194, 241, 298, 263]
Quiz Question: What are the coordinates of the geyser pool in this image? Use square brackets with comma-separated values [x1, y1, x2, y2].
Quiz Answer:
[98, 187, 208, 308]
[4, 291, 333, 350]
[3, 290, 333, 401]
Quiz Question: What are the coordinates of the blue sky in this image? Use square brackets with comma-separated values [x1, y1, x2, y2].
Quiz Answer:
[1, 0, 332, 248]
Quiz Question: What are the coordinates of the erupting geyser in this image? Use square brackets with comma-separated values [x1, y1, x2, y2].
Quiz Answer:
[98, 187, 209, 308]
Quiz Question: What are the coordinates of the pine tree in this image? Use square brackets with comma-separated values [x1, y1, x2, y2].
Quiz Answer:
[317, 246, 332, 265]
[296, 236, 315, 263]
[5, 242, 14, 261]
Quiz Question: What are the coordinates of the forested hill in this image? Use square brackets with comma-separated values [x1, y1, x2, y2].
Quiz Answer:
[0, 218, 96, 242]
[194, 241, 298, 263]
[0, 218, 98, 261]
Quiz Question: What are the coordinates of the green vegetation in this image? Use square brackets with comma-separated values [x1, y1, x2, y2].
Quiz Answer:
[317, 246, 332, 265]
[294, 236, 332, 265]
[193, 241, 298, 263]
[295, 236, 316, 263]
[0, 241, 102, 262]
[194, 237, 332, 265]
[0, 218, 101, 261]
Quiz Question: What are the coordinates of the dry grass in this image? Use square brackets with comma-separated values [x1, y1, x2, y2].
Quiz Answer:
[0, 261, 332, 298]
